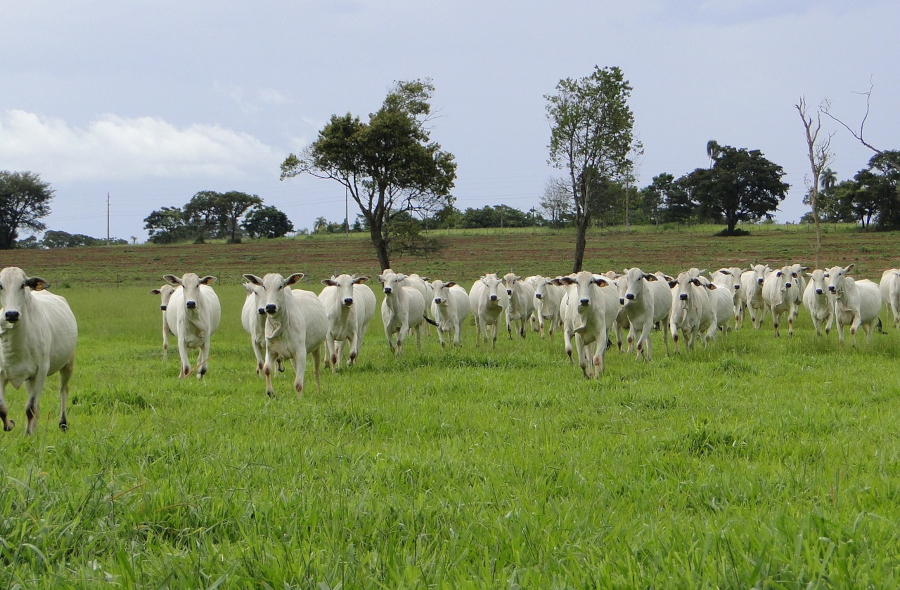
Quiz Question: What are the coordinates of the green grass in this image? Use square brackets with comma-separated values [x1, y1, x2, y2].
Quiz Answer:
[3, 227, 900, 587]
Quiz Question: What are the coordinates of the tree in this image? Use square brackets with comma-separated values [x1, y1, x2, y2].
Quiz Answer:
[796, 96, 834, 266]
[640, 173, 678, 227]
[0, 170, 54, 250]
[856, 151, 900, 228]
[684, 143, 789, 234]
[546, 65, 639, 272]
[144, 206, 189, 244]
[821, 81, 900, 171]
[42, 230, 99, 249]
[184, 190, 221, 243]
[280, 79, 457, 270]
[540, 177, 573, 228]
[242, 205, 294, 239]
[217, 191, 262, 243]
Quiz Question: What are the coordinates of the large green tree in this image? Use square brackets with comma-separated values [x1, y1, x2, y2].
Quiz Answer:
[143, 206, 188, 244]
[683, 144, 789, 234]
[242, 205, 294, 239]
[546, 66, 639, 272]
[0, 170, 53, 250]
[280, 79, 457, 270]
[856, 151, 900, 228]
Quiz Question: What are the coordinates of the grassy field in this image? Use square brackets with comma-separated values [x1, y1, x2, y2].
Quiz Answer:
[3, 224, 900, 588]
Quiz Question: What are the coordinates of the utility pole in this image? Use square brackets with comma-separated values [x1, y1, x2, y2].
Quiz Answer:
[107, 193, 111, 244]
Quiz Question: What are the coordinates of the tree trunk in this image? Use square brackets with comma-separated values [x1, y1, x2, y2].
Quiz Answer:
[369, 221, 391, 270]
[572, 214, 588, 273]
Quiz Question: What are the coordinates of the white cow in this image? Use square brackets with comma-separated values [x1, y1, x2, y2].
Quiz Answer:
[617, 267, 671, 360]
[503, 273, 536, 339]
[803, 269, 834, 336]
[668, 271, 715, 352]
[879, 269, 900, 329]
[469, 274, 509, 347]
[826, 264, 881, 344]
[379, 271, 430, 355]
[319, 274, 376, 370]
[0, 267, 78, 435]
[533, 278, 564, 338]
[711, 268, 743, 329]
[163, 273, 221, 379]
[697, 276, 733, 337]
[740, 264, 770, 329]
[787, 263, 808, 328]
[383, 269, 433, 324]
[557, 271, 619, 378]
[241, 281, 267, 375]
[149, 284, 177, 357]
[244, 272, 327, 396]
[430, 280, 470, 348]
[762, 265, 796, 337]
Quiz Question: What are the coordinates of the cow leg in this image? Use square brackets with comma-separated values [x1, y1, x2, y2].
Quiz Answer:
[58, 356, 74, 432]
[263, 352, 277, 397]
[24, 371, 49, 436]
[198, 340, 210, 379]
[291, 354, 306, 397]
[177, 338, 191, 378]
[0, 375, 14, 432]
[312, 347, 322, 394]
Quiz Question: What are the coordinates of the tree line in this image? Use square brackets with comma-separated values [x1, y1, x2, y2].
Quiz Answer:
[2, 69, 897, 264]
[142, 191, 293, 244]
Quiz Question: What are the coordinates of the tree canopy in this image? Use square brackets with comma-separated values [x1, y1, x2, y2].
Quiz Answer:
[683, 143, 789, 234]
[280, 79, 457, 270]
[0, 170, 54, 250]
[242, 205, 294, 239]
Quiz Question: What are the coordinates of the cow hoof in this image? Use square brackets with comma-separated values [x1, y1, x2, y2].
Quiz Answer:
[3, 419, 14, 432]
[59, 420, 68, 432]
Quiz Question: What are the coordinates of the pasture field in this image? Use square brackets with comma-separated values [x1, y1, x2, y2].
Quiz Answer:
[2, 225, 900, 588]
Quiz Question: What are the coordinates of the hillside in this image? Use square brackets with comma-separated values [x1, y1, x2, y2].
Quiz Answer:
[4, 224, 898, 286]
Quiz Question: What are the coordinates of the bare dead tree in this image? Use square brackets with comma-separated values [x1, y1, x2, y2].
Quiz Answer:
[796, 96, 834, 267]
[821, 80, 900, 171]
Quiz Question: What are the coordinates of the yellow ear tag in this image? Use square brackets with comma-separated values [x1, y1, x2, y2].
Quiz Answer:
[34, 283, 44, 291]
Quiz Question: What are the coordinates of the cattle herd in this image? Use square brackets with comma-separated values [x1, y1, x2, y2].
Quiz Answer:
[0, 263, 896, 435]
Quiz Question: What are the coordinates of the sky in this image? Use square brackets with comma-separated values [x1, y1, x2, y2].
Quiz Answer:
[2, 0, 898, 242]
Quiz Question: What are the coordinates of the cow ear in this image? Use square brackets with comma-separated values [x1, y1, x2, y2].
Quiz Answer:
[199, 276, 217, 285]
[353, 276, 369, 284]
[691, 278, 702, 287]
[164, 274, 182, 286]
[243, 274, 263, 286]
[150, 289, 161, 295]
[707, 283, 717, 290]
[668, 280, 677, 288]
[447, 281, 456, 287]
[26, 277, 50, 291]
[285, 273, 304, 286]
[844, 264, 855, 274]
[644, 273, 656, 282]
[322, 278, 337, 287]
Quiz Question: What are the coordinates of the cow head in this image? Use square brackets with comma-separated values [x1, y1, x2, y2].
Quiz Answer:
[807, 269, 828, 296]
[431, 280, 457, 306]
[151, 284, 176, 311]
[825, 264, 854, 295]
[164, 273, 216, 312]
[481, 274, 503, 302]
[0, 266, 49, 327]
[243, 272, 303, 315]
[558, 271, 610, 307]
[323, 274, 367, 307]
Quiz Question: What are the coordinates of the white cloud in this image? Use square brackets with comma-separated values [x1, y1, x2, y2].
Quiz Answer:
[0, 109, 280, 182]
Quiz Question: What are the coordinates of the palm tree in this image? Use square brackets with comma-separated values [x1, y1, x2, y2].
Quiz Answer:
[821, 168, 837, 191]
[706, 140, 722, 167]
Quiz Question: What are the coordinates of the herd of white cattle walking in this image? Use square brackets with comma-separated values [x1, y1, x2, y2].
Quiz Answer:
[0, 262, 897, 435]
